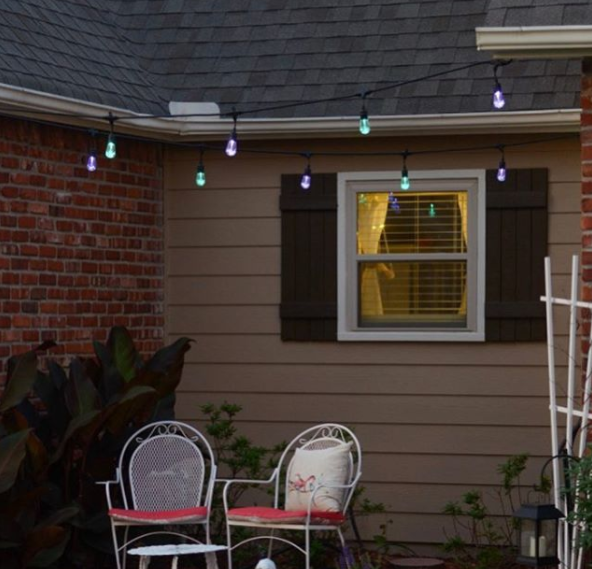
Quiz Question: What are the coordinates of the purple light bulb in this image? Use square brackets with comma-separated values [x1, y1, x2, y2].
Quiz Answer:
[225, 128, 238, 157]
[300, 165, 312, 190]
[86, 150, 97, 172]
[493, 84, 505, 109]
[497, 160, 507, 182]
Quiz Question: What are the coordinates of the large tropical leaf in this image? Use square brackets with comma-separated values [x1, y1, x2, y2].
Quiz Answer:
[138, 337, 193, 397]
[50, 411, 100, 464]
[0, 352, 38, 412]
[23, 526, 70, 568]
[107, 326, 139, 383]
[0, 430, 30, 493]
[64, 359, 100, 418]
[37, 507, 79, 528]
[152, 392, 176, 422]
[34, 368, 69, 439]
[92, 340, 123, 402]
[105, 386, 157, 436]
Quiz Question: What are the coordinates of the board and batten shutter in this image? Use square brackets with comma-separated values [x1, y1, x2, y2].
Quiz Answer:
[280, 173, 338, 341]
[280, 169, 548, 342]
[485, 168, 548, 342]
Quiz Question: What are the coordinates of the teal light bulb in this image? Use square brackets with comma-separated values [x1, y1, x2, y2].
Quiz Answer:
[105, 134, 116, 159]
[429, 203, 436, 217]
[401, 167, 410, 190]
[196, 164, 206, 187]
[359, 109, 371, 135]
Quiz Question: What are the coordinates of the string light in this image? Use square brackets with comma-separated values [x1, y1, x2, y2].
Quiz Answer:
[401, 151, 410, 190]
[86, 129, 97, 172]
[359, 93, 370, 135]
[300, 154, 312, 190]
[497, 145, 507, 182]
[105, 113, 116, 159]
[196, 147, 206, 187]
[492, 63, 506, 110]
[225, 112, 238, 157]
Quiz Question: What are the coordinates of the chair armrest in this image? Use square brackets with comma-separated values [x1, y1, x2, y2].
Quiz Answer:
[96, 479, 120, 510]
[221, 471, 278, 512]
[305, 474, 362, 518]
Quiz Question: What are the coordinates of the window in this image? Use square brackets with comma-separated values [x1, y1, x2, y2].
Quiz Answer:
[337, 171, 485, 341]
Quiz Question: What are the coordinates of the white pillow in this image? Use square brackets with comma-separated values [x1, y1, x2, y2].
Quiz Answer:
[285, 441, 352, 512]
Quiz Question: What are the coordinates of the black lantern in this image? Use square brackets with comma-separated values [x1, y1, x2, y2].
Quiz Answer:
[513, 503, 564, 567]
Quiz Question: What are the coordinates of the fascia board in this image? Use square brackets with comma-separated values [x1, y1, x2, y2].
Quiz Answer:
[476, 25, 592, 58]
[0, 82, 580, 140]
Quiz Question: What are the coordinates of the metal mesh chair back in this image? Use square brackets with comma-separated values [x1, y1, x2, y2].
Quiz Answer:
[129, 434, 206, 511]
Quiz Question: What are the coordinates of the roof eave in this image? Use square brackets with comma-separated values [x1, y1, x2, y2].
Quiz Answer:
[476, 25, 592, 59]
[0, 82, 581, 140]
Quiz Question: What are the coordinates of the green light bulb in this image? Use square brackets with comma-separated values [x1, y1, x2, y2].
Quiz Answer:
[401, 167, 410, 190]
[196, 164, 206, 187]
[359, 110, 371, 135]
[105, 134, 116, 159]
[429, 203, 436, 217]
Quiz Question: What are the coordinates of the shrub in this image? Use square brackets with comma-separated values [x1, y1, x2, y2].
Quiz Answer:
[0, 327, 192, 569]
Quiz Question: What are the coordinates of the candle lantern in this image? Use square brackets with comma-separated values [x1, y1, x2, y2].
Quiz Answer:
[513, 503, 563, 567]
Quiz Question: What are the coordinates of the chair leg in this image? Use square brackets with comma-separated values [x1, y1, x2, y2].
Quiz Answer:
[267, 529, 275, 560]
[121, 526, 129, 569]
[226, 522, 233, 569]
[337, 528, 350, 569]
[304, 528, 311, 569]
[110, 522, 123, 569]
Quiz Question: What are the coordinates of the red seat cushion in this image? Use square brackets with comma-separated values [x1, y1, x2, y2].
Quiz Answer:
[109, 506, 208, 524]
[227, 506, 345, 525]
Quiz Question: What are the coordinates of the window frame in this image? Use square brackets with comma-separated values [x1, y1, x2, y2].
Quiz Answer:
[337, 170, 486, 342]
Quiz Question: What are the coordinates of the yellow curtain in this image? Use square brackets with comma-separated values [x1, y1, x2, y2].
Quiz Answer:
[357, 193, 390, 317]
[457, 193, 468, 315]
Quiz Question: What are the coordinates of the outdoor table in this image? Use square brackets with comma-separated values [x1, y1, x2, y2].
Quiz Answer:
[128, 543, 226, 569]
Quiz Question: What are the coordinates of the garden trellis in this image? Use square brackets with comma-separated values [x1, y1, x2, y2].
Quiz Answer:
[544, 255, 592, 569]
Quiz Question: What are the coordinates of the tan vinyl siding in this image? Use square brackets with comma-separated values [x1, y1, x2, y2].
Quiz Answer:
[164, 134, 579, 547]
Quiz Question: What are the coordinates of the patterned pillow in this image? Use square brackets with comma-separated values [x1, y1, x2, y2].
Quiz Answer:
[285, 441, 352, 512]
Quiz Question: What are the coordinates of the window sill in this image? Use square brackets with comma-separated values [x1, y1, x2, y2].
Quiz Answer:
[337, 330, 485, 342]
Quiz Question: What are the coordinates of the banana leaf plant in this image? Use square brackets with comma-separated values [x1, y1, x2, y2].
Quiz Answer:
[0, 327, 192, 568]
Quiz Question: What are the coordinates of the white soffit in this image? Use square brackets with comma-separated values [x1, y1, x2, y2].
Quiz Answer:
[476, 26, 592, 58]
[0, 82, 581, 139]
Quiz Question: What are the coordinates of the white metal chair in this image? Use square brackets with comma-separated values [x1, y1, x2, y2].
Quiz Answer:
[99, 421, 217, 569]
[223, 423, 362, 569]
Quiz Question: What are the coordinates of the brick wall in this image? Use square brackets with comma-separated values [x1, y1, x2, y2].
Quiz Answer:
[0, 117, 165, 373]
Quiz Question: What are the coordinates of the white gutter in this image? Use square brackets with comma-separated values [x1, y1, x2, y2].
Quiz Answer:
[0, 82, 580, 139]
[476, 25, 592, 58]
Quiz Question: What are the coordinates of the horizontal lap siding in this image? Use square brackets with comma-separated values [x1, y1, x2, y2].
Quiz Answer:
[164, 136, 580, 547]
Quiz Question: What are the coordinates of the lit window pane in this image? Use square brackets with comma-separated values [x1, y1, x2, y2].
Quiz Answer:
[357, 191, 467, 254]
[358, 260, 467, 328]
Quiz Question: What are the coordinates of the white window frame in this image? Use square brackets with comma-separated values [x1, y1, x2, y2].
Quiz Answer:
[337, 170, 486, 342]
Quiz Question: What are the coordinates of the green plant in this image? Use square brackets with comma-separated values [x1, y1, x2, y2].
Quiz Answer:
[200, 403, 284, 540]
[566, 447, 592, 554]
[442, 454, 550, 569]
[0, 327, 192, 569]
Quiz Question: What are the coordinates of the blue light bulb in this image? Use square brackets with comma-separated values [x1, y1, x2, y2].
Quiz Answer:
[86, 150, 97, 172]
[300, 165, 312, 190]
[105, 134, 116, 159]
[493, 83, 505, 109]
[225, 127, 238, 157]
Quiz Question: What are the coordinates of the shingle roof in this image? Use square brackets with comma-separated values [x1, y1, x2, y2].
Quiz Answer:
[0, 0, 583, 119]
[0, 0, 167, 114]
[484, 0, 592, 27]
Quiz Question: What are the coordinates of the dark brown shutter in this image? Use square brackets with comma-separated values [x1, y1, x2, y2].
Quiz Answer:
[280, 173, 337, 341]
[485, 168, 548, 342]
